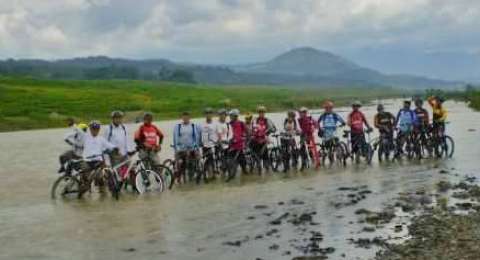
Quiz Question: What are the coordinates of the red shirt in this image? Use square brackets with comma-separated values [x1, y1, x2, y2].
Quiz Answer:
[298, 116, 316, 136]
[252, 118, 268, 144]
[348, 111, 367, 134]
[134, 123, 164, 148]
[230, 120, 247, 151]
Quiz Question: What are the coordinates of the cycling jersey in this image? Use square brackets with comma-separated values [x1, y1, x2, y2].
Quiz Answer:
[173, 123, 201, 152]
[414, 108, 429, 128]
[201, 121, 218, 148]
[283, 118, 298, 136]
[374, 112, 395, 131]
[82, 134, 116, 162]
[298, 116, 316, 137]
[252, 117, 276, 144]
[428, 97, 447, 123]
[230, 120, 247, 151]
[134, 123, 164, 149]
[348, 111, 368, 134]
[318, 112, 345, 140]
[104, 123, 134, 156]
[64, 125, 85, 156]
[396, 109, 417, 132]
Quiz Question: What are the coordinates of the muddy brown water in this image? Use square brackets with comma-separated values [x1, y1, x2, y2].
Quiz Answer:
[0, 100, 479, 260]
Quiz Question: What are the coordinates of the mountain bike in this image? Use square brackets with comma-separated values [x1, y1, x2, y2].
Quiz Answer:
[298, 134, 321, 170]
[135, 149, 170, 194]
[51, 158, 83, 200]
[430, 122, 455, 158]
[318, 128, 348, 166]
[372, 128, 395, 162]
[344, 129, 373, 164]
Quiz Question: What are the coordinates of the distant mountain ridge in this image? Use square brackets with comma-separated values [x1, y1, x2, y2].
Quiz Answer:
[0, 47, 462, 88]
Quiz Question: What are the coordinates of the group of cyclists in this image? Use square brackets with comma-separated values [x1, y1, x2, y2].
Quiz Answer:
[55, 95, 450, 198]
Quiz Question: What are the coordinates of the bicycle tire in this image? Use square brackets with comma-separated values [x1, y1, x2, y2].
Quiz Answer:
[51, 174, 81, 200]
[135, 170, 164, 194]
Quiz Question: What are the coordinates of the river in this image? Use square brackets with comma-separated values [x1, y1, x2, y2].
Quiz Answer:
[0, 100, 478, 260]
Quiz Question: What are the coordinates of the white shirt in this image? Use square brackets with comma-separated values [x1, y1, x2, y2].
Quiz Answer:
[64, 125, 85, 156]
[201, 121, 218, 148]
[82, 133, 116, 162]
[103, 124, 134, 156]
[216, 121, 231, 147]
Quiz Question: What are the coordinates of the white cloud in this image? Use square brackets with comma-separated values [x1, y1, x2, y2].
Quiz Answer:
[0, 0, 479, 63]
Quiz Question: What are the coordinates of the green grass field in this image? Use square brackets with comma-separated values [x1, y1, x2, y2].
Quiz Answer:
[0, 76, 402, 132]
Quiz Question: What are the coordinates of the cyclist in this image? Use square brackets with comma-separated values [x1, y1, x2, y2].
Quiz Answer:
[428, 96, 448, 134]
[201, 108, 218, 177]
[374, 104, 395, 138]
[282, 110, 299, 171]
[173, 111, 202, 176]
[81, 121, 117, 174]
[395, 100, 417, 156]
[298, 106, 320, 168]
[103, 111, 135, 166]
[228, 109, 248, 174]
[216, 109, 231, 146]
[58, 118, 87, 173]
[318, 100, 346, 149]
[347, 101, 373, 156]
[251, 106, 277, 171]
[414, 98, 429, 130]
[134, 112, 164, 167]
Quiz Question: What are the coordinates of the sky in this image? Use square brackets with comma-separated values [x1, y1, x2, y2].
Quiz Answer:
[0, 0, 479, 79]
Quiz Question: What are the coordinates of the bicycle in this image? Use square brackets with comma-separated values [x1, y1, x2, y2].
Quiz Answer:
[344, 129, 373, 164]
[372, 128, 396, 162]
[76, 152, 121, 199]
[135, 149, 171, 194]
[173, 148, 206, 185]
[298, 133, 321, 170]
[51, 158, 83, 200]
[318, 128, 348, 166]
[430, 122, 455, 158]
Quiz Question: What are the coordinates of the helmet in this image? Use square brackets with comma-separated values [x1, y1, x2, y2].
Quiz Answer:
[143, 112, 153, 118]
[204, 107, 214, 114]
[377, 104, 384, 111]
[257, 105, 267, 113]
[229, 109, 240, 116]
[111, 110, 124, 118]
[352, 100, 362, 107]
[323, 100, 334, 109]
[299, 106, 308, 112]
[287, 110, 296, 118]
[89, 120, 101, 129]
[77, 123, 88, 132]
[245, 112, 253, 121]
[217, 108, 227, 115]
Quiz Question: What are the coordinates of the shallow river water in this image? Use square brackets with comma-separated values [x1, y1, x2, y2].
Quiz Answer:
[0, 100, 479, 260]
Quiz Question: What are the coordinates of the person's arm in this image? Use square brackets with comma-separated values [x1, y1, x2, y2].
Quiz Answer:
[337, 113, 346, 126]
[173, 125, 179, 151]
[440, 108, 448, 122]
[394, 111, 401, 127]
[156, 127, 164, 145]
[362, 113, 372, 130]
[195, 124, 202, 148]
[347, 113, 352, 127]
[64, 130, 76, 147]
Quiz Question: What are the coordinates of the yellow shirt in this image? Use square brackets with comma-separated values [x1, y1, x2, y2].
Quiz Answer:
[428, 97, 447, 123]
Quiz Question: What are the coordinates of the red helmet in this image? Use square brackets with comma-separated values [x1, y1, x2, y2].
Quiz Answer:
[323, 100, 334, 109]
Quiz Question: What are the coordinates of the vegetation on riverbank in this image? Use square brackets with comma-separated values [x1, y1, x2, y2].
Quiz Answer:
[0, 76, 403, 132]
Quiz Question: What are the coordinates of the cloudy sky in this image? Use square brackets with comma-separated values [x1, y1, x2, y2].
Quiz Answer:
[1, 0, 479, 79]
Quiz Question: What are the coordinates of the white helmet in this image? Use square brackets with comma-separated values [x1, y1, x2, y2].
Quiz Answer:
[229, 109, 240, 116]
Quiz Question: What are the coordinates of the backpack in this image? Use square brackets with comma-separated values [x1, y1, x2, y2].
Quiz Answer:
[108, 124, 127, 142]
[177, 123, 197, 140]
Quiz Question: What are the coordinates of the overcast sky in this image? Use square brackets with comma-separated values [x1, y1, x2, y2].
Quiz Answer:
[1, 0, 479, 71]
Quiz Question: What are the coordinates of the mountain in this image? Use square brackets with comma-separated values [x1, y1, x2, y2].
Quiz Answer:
[236, 47, 361, 76]
[0, 47, 463, 88]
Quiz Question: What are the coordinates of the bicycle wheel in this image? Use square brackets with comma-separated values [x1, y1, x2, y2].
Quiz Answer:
[225, 157, 238, 182]
[270, 147, 284, 173]
[365, 143, 374, 165]
[156, 165, 173, 190]
[442, 135, 455, 158]
[105, 169, 120, 200]
[135, 170, 164, 194]
[51, 175, 81, 200]
[335, 143, 347, 167]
